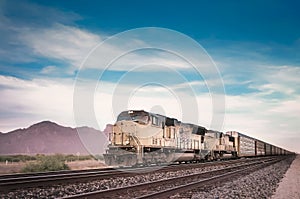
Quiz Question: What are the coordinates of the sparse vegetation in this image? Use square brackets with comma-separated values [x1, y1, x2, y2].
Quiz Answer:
[64, 154, 95, 162]
[94, 154, 104, 161]
[0, 154, 94, 163]
[21, 154, 70, 172]
[0, 154, 99, 173]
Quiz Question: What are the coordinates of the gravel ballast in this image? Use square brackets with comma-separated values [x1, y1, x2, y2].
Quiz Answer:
[0, 157, 294, 199]
[190, 156, 295, 199]
[0, 164, 233, 198]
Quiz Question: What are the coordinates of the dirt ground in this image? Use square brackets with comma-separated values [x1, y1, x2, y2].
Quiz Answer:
[0, 162, 26, 174]
[66, 159, 108, 170]
[0, 159, 108, 174]
[272, 155, 300, 199]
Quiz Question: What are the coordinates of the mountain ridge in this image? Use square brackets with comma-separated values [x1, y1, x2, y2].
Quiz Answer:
[0, 121, 112, 155]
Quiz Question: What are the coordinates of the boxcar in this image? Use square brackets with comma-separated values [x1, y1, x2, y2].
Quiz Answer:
[238, 133, 256, 157]
[265, 143, 272, 155]
[255, 140, 265, 156]
[271, 145, 276, 155]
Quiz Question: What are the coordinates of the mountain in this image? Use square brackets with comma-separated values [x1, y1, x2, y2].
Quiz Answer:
[0, 121, 112, 155]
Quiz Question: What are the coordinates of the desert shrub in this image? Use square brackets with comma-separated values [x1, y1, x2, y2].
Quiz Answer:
[22, 155, 69, 173]
[78, 155, 94, 161]
[64, 154, 94, 162]
[94, 154, 104, 161]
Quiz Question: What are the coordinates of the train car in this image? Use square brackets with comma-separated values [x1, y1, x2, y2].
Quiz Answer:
[226, 131, 256, 157]
[271, 145, 276, 155]
[225, 131, 291, 158]
[104, 110, 292, 166]
[205, 130, 236, 160]
[265, 143, 272, 155]
[274, 147, 278, 155]
[239, 134, 256, 156]
[255, 140, 265, 156]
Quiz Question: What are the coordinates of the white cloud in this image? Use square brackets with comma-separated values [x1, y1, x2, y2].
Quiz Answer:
[222, 64, 300, 142]
[15, 25, 221, 77]
[0, 0, 82, 64]
[256, 83, 294, 95]
[0, 74, 299, 153]
[0, 75, 215, 131]
[223, 93, 300, 152]
[0, 75, 75, 131]
[40, 65, 58, 74]
[19, 24, 102, 67]
[246, 65, 300, 98]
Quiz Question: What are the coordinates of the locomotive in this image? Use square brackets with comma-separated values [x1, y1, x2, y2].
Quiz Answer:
[103, 110, 292, 166]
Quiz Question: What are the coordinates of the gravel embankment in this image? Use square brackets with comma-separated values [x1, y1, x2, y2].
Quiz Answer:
[190, 156, 295, 199]
[1, 157, 294, 199]
[0, 164, 229, 198]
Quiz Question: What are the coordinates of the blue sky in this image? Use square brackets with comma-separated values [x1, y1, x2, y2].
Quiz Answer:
[0, 0, 300, 152]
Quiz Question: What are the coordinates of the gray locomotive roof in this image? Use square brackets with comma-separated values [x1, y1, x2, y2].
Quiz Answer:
[124, 110, 207, 129]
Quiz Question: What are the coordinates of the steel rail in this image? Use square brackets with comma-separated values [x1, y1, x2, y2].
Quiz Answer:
[0, 156, 279, 194]
[62, 156, 285, 199]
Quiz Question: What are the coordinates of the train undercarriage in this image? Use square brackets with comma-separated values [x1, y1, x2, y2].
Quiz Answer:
[103, 145, 236, 167]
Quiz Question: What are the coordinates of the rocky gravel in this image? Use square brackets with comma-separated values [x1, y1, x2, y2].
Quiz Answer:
[0, 157, 293, 199]
[190, 156, 295, 199]
[0, 164, 230, 198]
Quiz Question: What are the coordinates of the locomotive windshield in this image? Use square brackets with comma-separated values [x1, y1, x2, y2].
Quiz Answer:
[117, 111, 149, 124]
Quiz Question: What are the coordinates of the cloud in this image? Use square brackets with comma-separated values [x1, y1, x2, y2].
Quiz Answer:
[0, 73, 299, 152]
[220, 65, 300, 152]
[246, 65, 300, 98]
[13, 24, 190, 74]
[205, 39, 300, 67]
[263, 65, 300, 88]
[0, 0, 81, 64]
[40, 66, 58, 74]
[19, 24, 102, 67]
[0, 0, 81, 28]
[0, 74, 215, 131]
[0, 75, 75, 131]
[1, 3, 223, 82]
[223, 93, 300, 152]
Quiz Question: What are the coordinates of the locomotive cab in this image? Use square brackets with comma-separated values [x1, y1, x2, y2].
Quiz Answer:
[105, 110, 179, 166]
[117, 110, 150, 125]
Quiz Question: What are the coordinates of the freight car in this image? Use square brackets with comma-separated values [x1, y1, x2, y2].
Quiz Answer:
[226, 131, 290, 157]
[104, 110, 292, 166]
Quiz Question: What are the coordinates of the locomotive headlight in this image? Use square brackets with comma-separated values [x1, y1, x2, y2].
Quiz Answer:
[125, 139, 130, 145]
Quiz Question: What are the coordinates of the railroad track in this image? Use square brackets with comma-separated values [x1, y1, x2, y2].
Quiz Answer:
[0, 156, 280, 194]
[0, 167, 125, 193]
[62, 156, 286, 199]
[0, 167, 116, 180]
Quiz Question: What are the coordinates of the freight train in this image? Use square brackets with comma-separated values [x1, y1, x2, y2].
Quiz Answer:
[104, 110, 293, 166]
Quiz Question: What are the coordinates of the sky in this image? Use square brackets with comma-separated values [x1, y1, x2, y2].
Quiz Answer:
[0, 0, 300, 152]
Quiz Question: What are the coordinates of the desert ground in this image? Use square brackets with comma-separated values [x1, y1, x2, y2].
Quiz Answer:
[0, 159, 107, 174]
